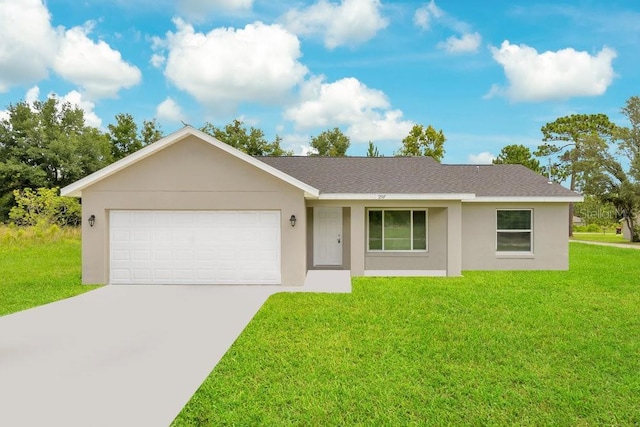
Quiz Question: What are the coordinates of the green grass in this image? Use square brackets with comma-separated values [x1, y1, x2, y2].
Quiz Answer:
[0, 226, 99, 316]
[2, 228, 638, 424]
[571, 232, 639, 244]
[174, 243, 640, 426]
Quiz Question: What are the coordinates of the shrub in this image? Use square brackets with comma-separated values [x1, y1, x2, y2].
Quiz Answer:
[586, 224, 601, 232]
[9, 188, 81, 227]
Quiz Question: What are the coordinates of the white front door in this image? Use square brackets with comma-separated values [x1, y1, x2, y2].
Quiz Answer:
[313, 207, 343, 266]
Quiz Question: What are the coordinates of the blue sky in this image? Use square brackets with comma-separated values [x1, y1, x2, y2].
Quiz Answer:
[1, 0, 638, 162]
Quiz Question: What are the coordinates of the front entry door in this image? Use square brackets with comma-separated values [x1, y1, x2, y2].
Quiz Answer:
[314, 207, 343, 266]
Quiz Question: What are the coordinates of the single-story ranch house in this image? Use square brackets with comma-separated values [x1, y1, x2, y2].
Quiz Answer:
[61, 127, 583, 286]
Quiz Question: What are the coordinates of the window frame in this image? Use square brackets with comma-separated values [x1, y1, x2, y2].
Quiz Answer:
[495, 209, 533, 253]
[367, 208, 428, 252]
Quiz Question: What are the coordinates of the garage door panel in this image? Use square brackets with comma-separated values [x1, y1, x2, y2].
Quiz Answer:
[111, 269, 131, 282]
[154, 250, 172, 262]
[132, 212, 154, 226]
[175, 250, 194, 261]
[111, 230, 130, 243]
[110, 210, 281, 285]
[154, 269, 172, 281]
[132, 269, 152, 281]
[196, 250, 215, 261]
[111, 250, 130, 261]
[133, 250, 151, 261]
[174, 269, 194, 280]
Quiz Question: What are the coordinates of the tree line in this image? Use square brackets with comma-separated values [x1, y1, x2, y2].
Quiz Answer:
[3, 94, 638, 241]
[0, 96, 446, 222]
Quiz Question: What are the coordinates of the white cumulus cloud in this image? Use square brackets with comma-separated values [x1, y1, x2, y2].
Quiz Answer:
[285, 76, 413, 143]
[156, 97, 186, 123]
[150, 53, 166, 68]
[346, 109, 413, 142]
[54, 23, 142, 99]
[282, 0, 388, 49]
[413, 0, 443, 30]
[0, 1, 141, 99]
[160, 19, 308, 110]
[437, 32, 481, 54]
[468, 152, 495, 164]
[488, 41, 617, 102]
[286, 76, 388, 128]
[25, 86, 41, 106]
[0, 0, 58, 91]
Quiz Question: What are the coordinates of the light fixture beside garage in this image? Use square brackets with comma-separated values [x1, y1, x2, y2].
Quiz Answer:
[88, 215, 96, 227]
[289, 214, 297, 227]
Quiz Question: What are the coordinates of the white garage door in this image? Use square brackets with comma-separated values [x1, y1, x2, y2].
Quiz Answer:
[110, 210, 281, 285]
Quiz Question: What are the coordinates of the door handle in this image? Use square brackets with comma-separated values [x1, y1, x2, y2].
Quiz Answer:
[337, 234, 341, 243]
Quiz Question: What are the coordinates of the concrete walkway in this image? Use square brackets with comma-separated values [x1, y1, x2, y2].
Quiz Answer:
[0, 272, 350, 427]
[570, 240, 640, 249]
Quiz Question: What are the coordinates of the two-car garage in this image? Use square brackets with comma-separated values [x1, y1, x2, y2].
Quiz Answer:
[109, 210, 281, 285]
[61, 127, 315, 286]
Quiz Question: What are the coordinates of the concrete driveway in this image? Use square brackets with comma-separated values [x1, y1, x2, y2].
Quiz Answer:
[0, 285, 282, 426]
[0, 271, 351, 427]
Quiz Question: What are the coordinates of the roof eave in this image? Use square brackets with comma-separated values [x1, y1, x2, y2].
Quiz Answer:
[463, 196, 584, 203]
[61, 127, 320, 198]
[316, 193, 476, 200]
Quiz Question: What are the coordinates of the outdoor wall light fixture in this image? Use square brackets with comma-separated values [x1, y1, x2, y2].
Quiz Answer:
[88, 215, 96, 227]
[289, 214, 297, 227]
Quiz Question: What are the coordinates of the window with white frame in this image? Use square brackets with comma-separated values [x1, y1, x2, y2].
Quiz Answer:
[496, 209, 532, 252]
[368, 209, 428, 251]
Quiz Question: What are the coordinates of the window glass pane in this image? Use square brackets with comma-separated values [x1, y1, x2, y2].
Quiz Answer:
[497, 232, 531, 251]
[384, 211, 411, 250]
[412, 211, 426, 250]
[368, 210, 382, 250]
[497, 210, 531, 230]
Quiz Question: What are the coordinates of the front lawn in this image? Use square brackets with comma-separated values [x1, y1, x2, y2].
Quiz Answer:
[0, 226, 99, 316]
[174, 243, 640, 425]
[572, 232, 637, 244]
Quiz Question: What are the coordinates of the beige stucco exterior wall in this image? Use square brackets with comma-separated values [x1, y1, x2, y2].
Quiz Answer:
[80, 136, 307, 286]
[306, 200, 463, 276]
[461, 202, 570, 270]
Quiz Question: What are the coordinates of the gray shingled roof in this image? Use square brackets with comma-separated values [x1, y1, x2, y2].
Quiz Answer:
[257, 156, 579, 198]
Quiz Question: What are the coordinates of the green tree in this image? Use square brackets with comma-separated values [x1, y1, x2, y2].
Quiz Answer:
[141, 119, 164, 145]
[492, 144, 542, 173]
[270, 135, 293, 156]
[0, 97, 111, 220]
[309, 127, 350, 157]
[200, 119, 291, 156]
[366, 141, 381, 157]
[536, 114, 616, 188]
[396, 124, 446, 161]
[536, 113, 617, 236]
[108, 114, 163, 161]
[108, 113, 142, 160]
[582, 97, 640, 241]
